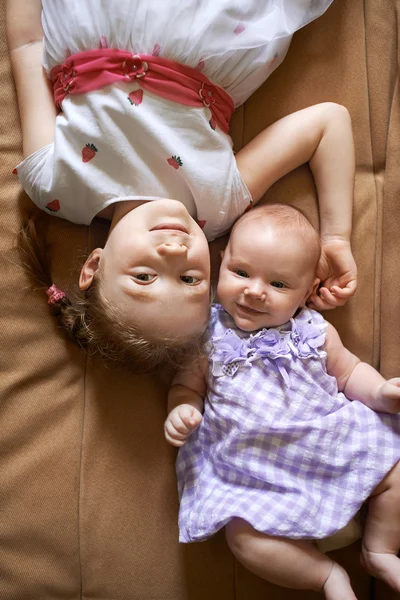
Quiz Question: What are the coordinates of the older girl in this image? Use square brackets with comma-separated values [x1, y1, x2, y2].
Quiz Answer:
[7, 0, 356, 371]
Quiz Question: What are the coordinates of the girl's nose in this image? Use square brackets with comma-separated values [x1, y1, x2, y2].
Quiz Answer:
[244, 283, 266, 302]
[157, 242, 188, 257]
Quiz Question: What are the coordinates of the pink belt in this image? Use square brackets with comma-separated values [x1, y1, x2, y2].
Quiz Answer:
[50, 49, 235, 134]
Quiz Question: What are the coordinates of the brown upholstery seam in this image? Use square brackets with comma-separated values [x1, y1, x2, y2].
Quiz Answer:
[77, 227, 91, 600]
[378, 3, 399, 381]
[362, 0, 381, 373]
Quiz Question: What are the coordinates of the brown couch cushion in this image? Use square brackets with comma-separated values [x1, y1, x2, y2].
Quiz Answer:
[0, 0, 398, 598]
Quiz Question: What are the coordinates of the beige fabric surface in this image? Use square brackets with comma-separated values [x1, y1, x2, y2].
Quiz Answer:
[0, 0, 398, 598]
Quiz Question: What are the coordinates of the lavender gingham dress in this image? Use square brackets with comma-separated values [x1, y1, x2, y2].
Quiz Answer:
[177, 304, 400, 542]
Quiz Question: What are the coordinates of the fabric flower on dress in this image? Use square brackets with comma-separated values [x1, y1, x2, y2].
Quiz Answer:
[211, 330, 252, 377]
[291, 319, 326, 358]
[123, 55, 148, 79]
[251, 329, 292, 387]
[213, 330, 250, 364]
[251, 329, 291, 361]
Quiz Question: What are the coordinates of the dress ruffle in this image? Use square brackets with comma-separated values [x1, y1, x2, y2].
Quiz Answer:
[210, 307, 326, 379]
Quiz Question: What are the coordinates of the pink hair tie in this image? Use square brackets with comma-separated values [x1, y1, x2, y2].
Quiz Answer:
[46, 284, 66, 305]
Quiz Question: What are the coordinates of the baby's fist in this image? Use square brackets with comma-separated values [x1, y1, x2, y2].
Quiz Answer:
[164, 404, 203, 447]
[378, 378, 400, 413]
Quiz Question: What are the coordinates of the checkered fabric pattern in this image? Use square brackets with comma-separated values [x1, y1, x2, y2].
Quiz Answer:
[177, 305, 400, 542]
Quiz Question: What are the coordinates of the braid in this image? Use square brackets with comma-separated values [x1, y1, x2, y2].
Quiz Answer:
[18, 213, 86, 344]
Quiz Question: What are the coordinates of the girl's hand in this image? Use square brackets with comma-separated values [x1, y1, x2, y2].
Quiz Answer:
[164, 404, 203, 447]
[308, 238, 357, 311]
[376, 379, 400, 414]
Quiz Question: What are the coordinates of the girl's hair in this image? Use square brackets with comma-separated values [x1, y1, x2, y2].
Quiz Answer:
[18, 215, 206, 373]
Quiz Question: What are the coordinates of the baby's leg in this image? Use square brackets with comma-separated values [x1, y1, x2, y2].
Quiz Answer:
[225, 518, 357, 600]
[361, 460, 400, 591]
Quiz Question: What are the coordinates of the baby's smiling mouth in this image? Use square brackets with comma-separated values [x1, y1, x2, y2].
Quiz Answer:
[236, 303, 266, 315]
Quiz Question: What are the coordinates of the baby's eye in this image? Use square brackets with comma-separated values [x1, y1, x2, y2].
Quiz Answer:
[271, 281, 285, 289]
[132, 273, 157, 282]
[180, 275, 201, 285]
[235, 269, 249, 278]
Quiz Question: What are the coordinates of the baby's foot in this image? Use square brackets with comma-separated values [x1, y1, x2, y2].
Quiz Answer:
[323, 562, 358, 600]
[361, 546, 400, 592]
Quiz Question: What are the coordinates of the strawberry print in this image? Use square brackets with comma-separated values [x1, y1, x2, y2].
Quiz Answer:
[152, 43, 161, 56]
[209, 116, 217, 130]
[12, 168, 17, 175]
[128, 89, 143, 106]
[167, 156, 183, 170]
[197, 220, 206, 229]
[46, 199, 61, 212]
[82, 143, 98, 163]
[234, 22, 245, 35]
[196, 58, 205, 71]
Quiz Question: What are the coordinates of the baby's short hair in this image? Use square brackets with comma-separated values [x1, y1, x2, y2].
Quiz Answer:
[232, 203, 321, 271]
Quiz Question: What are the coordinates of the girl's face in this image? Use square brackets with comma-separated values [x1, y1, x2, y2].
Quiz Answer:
[217, 221, 319, 332]
[80, 200, 211, 340]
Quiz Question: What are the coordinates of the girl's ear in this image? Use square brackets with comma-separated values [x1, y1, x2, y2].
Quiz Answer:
[220, 249, 225, 260]
[302, 277, 320, 306]
[79, 249, 103, 290]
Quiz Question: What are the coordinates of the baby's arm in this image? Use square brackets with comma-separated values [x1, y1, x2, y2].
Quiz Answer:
[235, 103, 356, 310]
[6, 0, 57, 158]
[325, 323, 400, 413]
[164, 357, 208, 447]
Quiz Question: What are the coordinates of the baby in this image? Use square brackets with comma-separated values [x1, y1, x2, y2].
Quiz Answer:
[165, 203, 400, 599]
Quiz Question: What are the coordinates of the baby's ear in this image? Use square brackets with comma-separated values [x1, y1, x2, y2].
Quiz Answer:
[302, 277, 320, 306]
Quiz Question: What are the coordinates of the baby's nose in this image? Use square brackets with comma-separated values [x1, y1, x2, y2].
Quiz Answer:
[245, 283, 266, 302]
[157, 242, 188, 257]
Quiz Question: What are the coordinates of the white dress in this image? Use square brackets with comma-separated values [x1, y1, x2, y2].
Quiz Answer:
[16, 0, 333, 241]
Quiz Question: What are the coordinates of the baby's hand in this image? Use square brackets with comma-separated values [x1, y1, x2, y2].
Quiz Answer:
[377, 378, 400, 414]
[164, 404, 203, 447]
[308, 238, 357, 311]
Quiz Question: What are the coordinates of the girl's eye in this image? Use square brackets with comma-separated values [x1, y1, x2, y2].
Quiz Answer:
[180, 275, 200, 285]
[235, 269, 249, 278]
[271, 281, 285, 289]
[133, 273, 157, 282]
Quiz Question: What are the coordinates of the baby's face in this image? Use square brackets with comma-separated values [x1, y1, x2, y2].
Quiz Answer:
[83, 199, 211, 340]
[217, 220, 318, 331]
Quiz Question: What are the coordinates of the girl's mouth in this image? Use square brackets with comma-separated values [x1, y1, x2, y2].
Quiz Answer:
[151, 223, 189, 234]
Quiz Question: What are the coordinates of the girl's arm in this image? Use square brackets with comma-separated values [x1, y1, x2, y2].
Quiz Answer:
[6, 0, 57, 158]
[164, 357, 208, 447]
[235, 102, 357, 310]
[325, 323, 400, 413]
